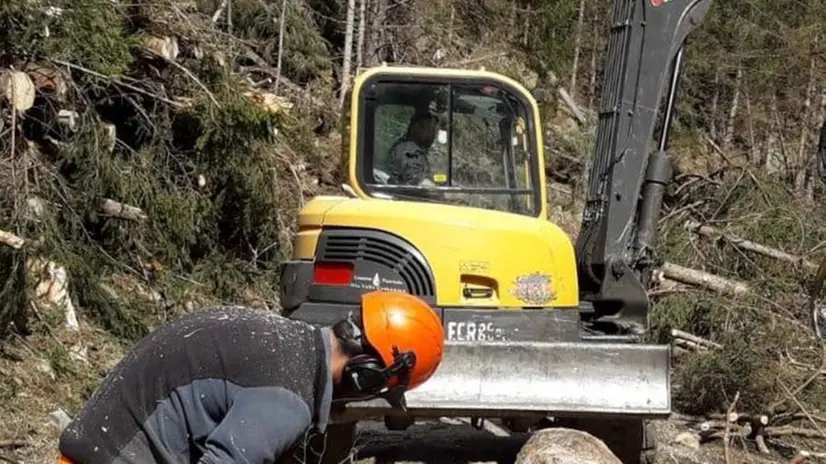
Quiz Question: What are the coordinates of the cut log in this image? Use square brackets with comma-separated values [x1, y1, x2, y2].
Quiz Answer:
[1, 70, 36, 111]
[671, 329, 723, 350]
[144, 36, 180, 61]
[242, 89, 294, 114]
[101, 199, 148, 221]
[0, 229, 25, 249]
[660, 262, 750, 296]
[27, 258, 80, 331]
[544, 69, 588, 126]
[514, 428, 622, 464]
[684, 220, 817, 271]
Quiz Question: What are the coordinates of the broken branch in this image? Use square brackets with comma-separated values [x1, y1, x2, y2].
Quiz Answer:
[659, 261, 750, 296]
[724, 391, 740, 464]
[671, 329, 723, 350]
[0, 229, 25, 249]
[766, 425, 826, 439]
[101, 199, 147, 221]
[684, 220, 818, 271]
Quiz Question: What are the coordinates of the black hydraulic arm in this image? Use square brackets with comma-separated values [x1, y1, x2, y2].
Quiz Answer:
[575, 0, 713, 330]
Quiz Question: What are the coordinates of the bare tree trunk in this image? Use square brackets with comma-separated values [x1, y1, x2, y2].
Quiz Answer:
[367, 0, 387, 66]
[765, 114, 779, 175]
[451, 4, 458, 43]
[569, 0, 586, 96]
[356, 0, 367, 70]
[722, 64, 742, 153]
[795, 54, 817, 193]
[710, 71, 720, 140]
[274, 0, 288, 94]
[588, 13, 598, 111]
[806, 84, 826, 201]
[523, 7, 531, 47]
[226, 0, 233, 35]
[767, 96, 789, 175]
[744, 86, 756, 164]
[339, 0, 356, 109]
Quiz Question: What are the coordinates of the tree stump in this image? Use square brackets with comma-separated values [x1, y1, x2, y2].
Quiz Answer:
[515, 428, 623, 464]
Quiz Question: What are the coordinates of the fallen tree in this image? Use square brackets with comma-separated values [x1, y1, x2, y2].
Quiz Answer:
[657, 261, 750, 296]
[684, 220, 818, 272]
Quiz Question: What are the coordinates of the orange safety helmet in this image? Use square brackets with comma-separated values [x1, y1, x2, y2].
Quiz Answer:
[359, 290, 445, 391]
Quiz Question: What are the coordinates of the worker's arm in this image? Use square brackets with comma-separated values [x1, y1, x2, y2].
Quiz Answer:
[197, 386, 312, 464]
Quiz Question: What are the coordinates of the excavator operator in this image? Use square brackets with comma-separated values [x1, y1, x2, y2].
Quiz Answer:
[386, 111, 440, 186]
[56, 291, 445, 464]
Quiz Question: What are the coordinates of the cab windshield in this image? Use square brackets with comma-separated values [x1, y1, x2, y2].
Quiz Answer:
[358, 80, 540, 217]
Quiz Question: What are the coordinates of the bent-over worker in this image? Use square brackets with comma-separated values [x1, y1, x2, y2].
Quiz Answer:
[56, 291, 445, 464]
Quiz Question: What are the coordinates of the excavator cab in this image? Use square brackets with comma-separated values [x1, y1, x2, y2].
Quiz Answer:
[343, 69, 544, 219]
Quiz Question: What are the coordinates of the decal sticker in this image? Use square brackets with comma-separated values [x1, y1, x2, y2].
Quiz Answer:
[650, 0, 672, 6]
[511, 273, 555, 305]
[459, 260, 491, 274]
[349, 273, 406, 291]
[446, 321, 505, 341]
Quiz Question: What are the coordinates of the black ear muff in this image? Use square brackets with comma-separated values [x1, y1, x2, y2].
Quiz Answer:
[339, 347, 418, 400]
[341, 354, 388, 395]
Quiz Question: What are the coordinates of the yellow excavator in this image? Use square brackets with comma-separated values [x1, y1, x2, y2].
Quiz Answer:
[278, 0, 723, 462]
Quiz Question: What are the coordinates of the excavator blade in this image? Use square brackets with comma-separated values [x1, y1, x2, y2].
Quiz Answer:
[336, 340, 670, 420]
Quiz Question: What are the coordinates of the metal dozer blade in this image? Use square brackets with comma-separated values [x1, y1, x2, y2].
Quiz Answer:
[336, 339, 671, 421]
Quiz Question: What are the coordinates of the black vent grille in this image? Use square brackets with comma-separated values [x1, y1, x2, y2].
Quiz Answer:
[319, 231, 435, 297]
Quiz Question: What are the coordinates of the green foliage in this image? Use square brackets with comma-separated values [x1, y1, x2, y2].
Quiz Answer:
[200, 0, 332, 84]
[652, 171, 826, 415]
[0, 0, 322, 342]
[673, 330, 778, 415]
[521, 0, 578, 74]
[0, 250, 27, 340]
[0, 0, 138, 74]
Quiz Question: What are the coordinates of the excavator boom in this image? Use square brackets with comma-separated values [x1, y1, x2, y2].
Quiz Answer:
[576, 0, 714, 330]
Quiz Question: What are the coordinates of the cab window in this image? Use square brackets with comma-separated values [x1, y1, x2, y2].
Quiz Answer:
[359, 81, 540, 217]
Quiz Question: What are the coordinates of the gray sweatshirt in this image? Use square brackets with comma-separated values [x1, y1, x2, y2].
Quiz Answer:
[58, 306, 333, 464]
